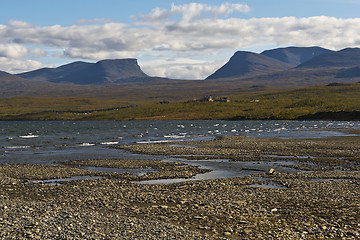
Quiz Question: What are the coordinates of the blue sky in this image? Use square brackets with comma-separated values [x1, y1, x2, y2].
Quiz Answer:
[1, 0, 360, 79]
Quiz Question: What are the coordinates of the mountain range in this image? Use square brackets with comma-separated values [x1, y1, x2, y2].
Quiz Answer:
[0, 46, 360, 99]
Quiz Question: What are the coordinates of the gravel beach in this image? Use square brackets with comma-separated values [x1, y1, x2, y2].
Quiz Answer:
[1, 135, 359, 239]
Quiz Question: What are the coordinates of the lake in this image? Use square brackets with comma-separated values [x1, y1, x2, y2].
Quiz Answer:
[1, 120, 358, 166]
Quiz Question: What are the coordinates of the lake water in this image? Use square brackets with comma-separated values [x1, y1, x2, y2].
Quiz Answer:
[1, 120, 358, 184]
[0, 120, 359, 166]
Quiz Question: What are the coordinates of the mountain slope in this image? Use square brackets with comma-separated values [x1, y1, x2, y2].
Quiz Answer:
[297, 48, 360, 69]
[0, 70, 27, 84]
[18, 59, 149, 84]
[261, 46, 333, 65]
[206, 51, 294, 80]
[17, 61, 92, 82]
[335, 66, 360, 78]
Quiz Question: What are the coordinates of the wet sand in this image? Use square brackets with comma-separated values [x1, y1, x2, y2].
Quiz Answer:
[1, 135, 359, 239]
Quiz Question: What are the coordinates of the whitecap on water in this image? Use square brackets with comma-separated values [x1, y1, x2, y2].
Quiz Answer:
[19, 134, 39, 139]
[77, 143, 96, 147]
[164, 135, 185, 139]
[5, 146, 31, 149]
[100, 141, 119, 145]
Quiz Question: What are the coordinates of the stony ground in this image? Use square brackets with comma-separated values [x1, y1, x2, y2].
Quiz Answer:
[1, 135, 359, 239]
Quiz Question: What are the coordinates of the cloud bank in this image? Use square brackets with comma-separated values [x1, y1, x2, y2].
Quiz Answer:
[1, 3, 360, 79]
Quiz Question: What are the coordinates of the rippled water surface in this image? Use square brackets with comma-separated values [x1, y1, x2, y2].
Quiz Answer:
[0, 120, 359, 165]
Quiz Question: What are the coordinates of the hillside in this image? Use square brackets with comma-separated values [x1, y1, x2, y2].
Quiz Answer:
[297, 48, 360, 68]
[0, 70, 28, 84]
[205, 51, 294, 80]
[1, 83, 359, 121]
[336, 67, 360, 78]
[261, 46, 333, 65]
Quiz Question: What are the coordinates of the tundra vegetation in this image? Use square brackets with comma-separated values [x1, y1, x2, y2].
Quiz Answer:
[0, 83, 359, 121]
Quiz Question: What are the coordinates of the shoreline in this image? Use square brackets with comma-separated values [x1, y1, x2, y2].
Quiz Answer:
[1, 135, 359, 239]
[1, 114, 360, 121]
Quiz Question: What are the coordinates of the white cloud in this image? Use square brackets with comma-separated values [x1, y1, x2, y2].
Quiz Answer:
[75, 18, 112, 25]
[0, 57, 42, 73]
[63, 48, 137, 60]
[1, 3, 360, 78]
[0, 43, 28, 58]
[137, 3, 251, 23]
[6, 19, 34, 28]
[30, 48, 46, 58]
[141, 58, 223, 80]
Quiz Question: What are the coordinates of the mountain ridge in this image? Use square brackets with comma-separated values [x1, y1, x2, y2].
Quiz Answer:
[17, 58, 149, 85]
[205, 51, 294, 80]
[1, 46, 360, 99]
[296, 47, 360, 69]
[260, 46, 333, 65]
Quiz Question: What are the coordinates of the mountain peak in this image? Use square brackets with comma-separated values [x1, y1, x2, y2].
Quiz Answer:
[206, 51, 293, 80]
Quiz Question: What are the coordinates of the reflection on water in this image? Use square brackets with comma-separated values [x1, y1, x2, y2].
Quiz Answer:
[136, 158, 301, 185]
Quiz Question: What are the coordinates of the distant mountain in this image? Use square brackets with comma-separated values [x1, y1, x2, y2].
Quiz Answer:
[0, 70, 65, 98]
[205, 51, 294, 80]
[261, 46, 333, 65]
[18, 61, 92, 82]
[18, 59, 149, 84]
[2, 46, 360, 99]
[0, 70, 27, 83]
[336, 66, 360, 78]
[297, 48, 360, 69]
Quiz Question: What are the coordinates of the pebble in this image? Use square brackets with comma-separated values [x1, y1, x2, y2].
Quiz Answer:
[0, 135, 359, 239]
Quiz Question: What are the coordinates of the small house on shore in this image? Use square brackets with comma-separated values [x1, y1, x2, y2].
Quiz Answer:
[204, 96, 230, 102]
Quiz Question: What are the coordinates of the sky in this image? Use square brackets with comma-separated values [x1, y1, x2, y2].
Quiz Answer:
[1, 0, 360, 79]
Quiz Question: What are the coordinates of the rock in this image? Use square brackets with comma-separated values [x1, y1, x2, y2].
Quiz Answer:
[241, 228, 252, 235]
[271, 208, 278, 213]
